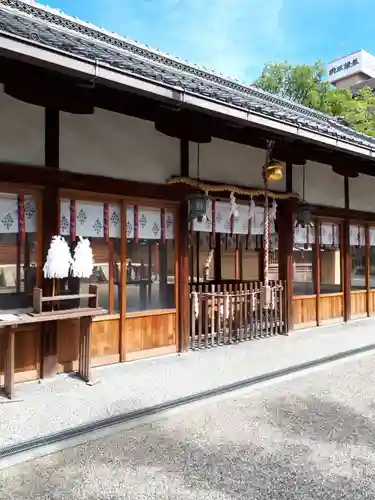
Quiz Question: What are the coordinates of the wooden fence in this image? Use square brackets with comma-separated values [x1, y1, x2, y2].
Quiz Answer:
[189, 280, 287, 349]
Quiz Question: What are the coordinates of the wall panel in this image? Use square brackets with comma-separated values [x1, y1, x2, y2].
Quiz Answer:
[0, 323, 40, 384]
[125, 311, 177, 358]
[293, 161, 345, 208]
[60, 109, 180, 183]
[0, 85, 45, 166]
[292, 295, 317, 329]
[349, 174, 375, 212]
[189, 139, 286, 191]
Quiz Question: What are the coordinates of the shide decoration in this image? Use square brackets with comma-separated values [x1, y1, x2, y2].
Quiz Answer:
[72, 237, 94, 279]
[43, 235, 72, 281]
[168, 143, 298, 315]
[43, 236, 94, 305]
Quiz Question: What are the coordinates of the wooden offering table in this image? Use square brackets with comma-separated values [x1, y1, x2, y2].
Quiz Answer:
[1, 284, 106, 401]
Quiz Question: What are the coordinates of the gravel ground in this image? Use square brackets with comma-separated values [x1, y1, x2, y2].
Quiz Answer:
[1, 318, 375, 448]
[2, 352, 375, 499]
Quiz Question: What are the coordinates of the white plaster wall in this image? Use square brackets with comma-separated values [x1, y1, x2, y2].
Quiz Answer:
[59, 108, 180, 183]
[189, 138, 286, 191]
[293, 160, 345, 208]
[349, 174, 375, 212]
[0, 84, 45, 165]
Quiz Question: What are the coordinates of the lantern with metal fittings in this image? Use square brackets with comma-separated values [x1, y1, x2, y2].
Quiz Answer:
[295, 164, 312, 229]
[187, 141, 211, 223]
[188, 194, 209, 223]
[261, 141, 285, 309]
[263, 160, 285, 183]
[295, 204, 313, 228]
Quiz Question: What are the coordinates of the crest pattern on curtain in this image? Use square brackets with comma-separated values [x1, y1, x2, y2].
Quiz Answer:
[60, 199, 122, 238]
[0, 194, 37, 234]
[126, 205, 174, 240]
[191, 201, 276, 235]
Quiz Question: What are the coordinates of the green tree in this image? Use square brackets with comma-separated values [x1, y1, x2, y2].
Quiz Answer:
[254, 60, 375, 136]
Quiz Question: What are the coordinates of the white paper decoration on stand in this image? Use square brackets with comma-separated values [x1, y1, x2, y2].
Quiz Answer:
[43, 236, 72, 279]
[71, 237, 94, 279]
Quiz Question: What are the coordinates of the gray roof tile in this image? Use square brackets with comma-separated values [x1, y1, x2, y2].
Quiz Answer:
[1, 0, 375, 151]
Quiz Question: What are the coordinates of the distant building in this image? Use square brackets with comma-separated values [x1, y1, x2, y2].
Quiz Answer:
[327, 49, 375, 93]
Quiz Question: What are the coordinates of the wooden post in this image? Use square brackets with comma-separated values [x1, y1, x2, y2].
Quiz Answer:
[315, 218, 321, 326]
[277, 162, 294, 333]
[3, 326, 16, 399]
[342, 220, 351, 321]
[343, 175, 351, 321]
[278, 199, 294, 333]
[78, 316, 92, 383]
[41, 108, 60, 379]
[119, 201, 127, 361]
[366, 224, 370, 316]
[178, 139, 190, 352]
[214, 233, 222, 282]
[178, 201, 190, 352]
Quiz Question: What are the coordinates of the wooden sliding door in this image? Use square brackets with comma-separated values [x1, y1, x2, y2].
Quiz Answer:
[292, 218, 344, 329]
[349, 224, 367, 319]
[318, 221, 344, 325]
[292, 223, 317, 329]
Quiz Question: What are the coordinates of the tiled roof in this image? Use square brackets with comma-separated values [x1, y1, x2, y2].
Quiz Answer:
[1, 0, 375, 152]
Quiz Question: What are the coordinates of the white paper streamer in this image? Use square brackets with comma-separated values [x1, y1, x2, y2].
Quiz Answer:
[71, 237, 94, 278]
[43, 236, 72, 279]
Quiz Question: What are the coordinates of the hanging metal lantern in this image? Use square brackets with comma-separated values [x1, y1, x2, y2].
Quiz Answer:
[188, 195, 209, 222]
[263, 161, 285, 182]
[296, 203, 313, 228]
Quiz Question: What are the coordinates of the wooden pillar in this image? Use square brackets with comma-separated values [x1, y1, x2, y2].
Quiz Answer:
[278, 162, 294, 332]
[119, 200, 127, 361]
[343, 175, 351, 321]
[41, 108, 60, 378]
[214, 233, 222, 281]
[278, 201, 294, 333]
[365, 224, 370, 316]
[178, 139, 190, 352]
[315, 218, 321, 326]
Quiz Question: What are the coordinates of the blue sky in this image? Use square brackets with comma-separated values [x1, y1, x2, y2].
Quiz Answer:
[40, 0, 375, 83]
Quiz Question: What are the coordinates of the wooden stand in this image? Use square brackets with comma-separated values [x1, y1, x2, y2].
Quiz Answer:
[0, 285, 106, 401]
[31, 284, 99, 316]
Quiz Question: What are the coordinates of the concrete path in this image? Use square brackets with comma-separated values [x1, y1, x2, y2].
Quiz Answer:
[1, 318, 375, 449]
[2, 345, 375, 498]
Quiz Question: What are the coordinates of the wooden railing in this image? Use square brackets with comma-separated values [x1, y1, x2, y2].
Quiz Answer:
[189, 280, 287, 349]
